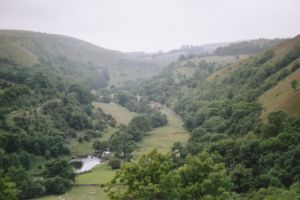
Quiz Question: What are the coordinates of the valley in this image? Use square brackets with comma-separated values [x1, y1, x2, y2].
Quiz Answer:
[0, 30, 300, 200]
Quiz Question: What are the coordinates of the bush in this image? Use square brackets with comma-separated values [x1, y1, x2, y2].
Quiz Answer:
[44, 176, 70, 194]
[149, 111, 168, 128]
[78, 137, 83, 143]
[109, 158, 121, 169]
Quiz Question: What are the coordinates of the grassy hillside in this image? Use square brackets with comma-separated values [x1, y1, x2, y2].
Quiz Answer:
[259, 64, 300, 121]
[208, 35, 300, 119]
[173, 54, 249, 79]
[0, 30, 161, 86]
[0, 37, 38, 66]
[92, 102, 137, 125]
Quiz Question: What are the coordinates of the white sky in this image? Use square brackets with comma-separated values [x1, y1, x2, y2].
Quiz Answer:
[0, 0, 299, 52]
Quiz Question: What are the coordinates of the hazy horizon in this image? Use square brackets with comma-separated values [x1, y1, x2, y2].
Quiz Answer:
[1, 0, 300, 52]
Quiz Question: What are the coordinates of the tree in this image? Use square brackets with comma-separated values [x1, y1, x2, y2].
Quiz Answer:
[110, 131, 135, 159]
[107, 151, 232, 200]
[107, 150, 173, 200]
[149, 111, 168, 128]
[291, 80, 299, 91]
[109, 158, 121, 169]
[175, 153, 232, 200]
[230, 164, 254, 193]
[44, 176, 70, 194]
[128, 115, 152, 133]
[0, 170, 18, 200]
[267, 111, 288, 131]
[44, 159, 75, 181]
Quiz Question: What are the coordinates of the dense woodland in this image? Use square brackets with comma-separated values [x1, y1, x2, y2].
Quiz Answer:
[0, 30, 300, 200]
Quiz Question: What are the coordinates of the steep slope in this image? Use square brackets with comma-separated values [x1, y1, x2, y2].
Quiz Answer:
[0, 30, 161, 86]
[208, 35, 300, 119]
[259, 61, 300, 121]
[104, 35, 300, 199]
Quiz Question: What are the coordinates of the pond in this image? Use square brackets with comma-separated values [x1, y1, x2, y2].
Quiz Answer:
[70, 156, 101, 173]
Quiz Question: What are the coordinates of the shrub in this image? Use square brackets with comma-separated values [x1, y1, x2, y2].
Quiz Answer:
[109, 158, 121, 169]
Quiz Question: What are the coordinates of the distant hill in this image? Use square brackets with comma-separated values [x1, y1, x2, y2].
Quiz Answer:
[129, 39, 286, 67]
[0, 30, 161, 87]
[128, 42, 230, 66]
[213, 38, 286, 56]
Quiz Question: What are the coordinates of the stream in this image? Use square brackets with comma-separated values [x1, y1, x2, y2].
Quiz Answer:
[70, 156, 101, 173]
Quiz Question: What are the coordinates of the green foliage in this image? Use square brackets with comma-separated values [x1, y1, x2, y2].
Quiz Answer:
[107, 150, 232, 200]
[0, 170, 18, 200]
[44, 159, 75, 181]
[44, 176, 71, 195]
[291, 79, 299, 90]
[68, 84, 93, 105]
[109, 130, 135, 160]
[93, 140, 109, 153]
[66, 111, 92, 130]
[108, 158, 121, 170]
[238, 183, 300, 200]
[43, 159, 75, 195]
[128, 115, 152, 133]
[149, 111, 168, 128]
[107, 150, 173, 199]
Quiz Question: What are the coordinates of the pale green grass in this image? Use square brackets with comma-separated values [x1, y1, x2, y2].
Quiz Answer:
[259, 67, 300, 121]
[92, 102, 137, 125]
[67, 127, 116, 156]
[0, 38, 38, 66]
[38, 163, 115, 200]
[37, 185, 107, 200]
[133, 108, 189, 158]
[76, 163, 115, 185]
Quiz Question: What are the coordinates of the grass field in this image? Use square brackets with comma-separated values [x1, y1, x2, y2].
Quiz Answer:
[259, 68, 300, 121]
[133, 108, 189, 158]
[67, 127, 116, 156]
[38, 163, 115, 200]
[75, 163, 115, 185]
[92, 102, 137, 125]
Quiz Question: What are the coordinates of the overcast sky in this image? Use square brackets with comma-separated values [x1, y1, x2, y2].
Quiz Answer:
[0, 0, 299, 52]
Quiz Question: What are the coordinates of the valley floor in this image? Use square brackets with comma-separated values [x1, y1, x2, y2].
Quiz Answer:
[38, 102, 189, 200]
[133, 106, 189, 157]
